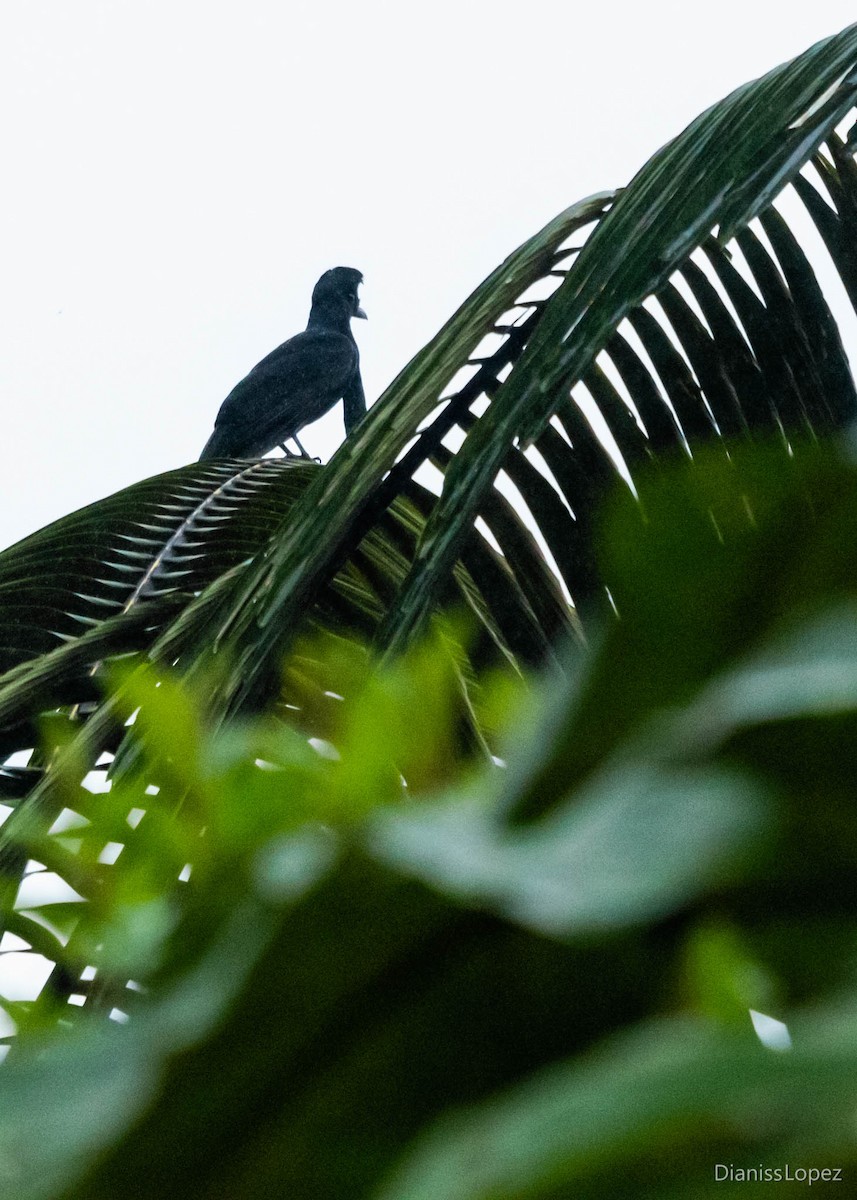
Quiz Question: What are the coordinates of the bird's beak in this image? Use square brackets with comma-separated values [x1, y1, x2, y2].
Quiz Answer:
[356, 305, 368, 320]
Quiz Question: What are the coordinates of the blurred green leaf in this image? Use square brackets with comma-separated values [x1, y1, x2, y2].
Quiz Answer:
[369, 763, 768, 938]
[682, 921, 779, 1026]
[376, 1006, 857, 1200]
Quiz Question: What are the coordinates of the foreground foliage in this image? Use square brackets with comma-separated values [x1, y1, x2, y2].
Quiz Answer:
[2, 442, 857, 1198]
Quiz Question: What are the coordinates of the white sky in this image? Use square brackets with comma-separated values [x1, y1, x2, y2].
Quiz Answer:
[0, 1, 855, 551]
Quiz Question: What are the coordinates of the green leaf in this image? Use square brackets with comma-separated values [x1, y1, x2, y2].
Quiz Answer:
[376, 1007, 857, 1200]
[369, 763, 767, 938]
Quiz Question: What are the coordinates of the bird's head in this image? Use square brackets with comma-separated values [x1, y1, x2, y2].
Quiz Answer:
[312, 266, 367, 322]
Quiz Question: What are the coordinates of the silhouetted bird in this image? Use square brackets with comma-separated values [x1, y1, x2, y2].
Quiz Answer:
[199, 267, 367, 460]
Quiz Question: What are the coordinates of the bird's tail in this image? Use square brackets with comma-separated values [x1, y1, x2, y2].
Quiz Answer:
[198, 428, 229, 461]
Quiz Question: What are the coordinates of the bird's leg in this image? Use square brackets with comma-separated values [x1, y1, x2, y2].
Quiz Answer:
[277, 437, 319, 463]
[292, 434, 320, 462]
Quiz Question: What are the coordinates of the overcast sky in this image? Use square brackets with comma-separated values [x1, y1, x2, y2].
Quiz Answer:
[0, 1, 855, 551]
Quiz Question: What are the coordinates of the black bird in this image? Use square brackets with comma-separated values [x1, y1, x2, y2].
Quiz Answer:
[199, 266, 367, 460]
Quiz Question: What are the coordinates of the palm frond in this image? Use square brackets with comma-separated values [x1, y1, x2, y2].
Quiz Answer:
[376, 26, 857, 654]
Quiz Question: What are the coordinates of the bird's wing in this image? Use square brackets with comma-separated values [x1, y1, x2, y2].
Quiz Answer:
[213, 330, 358, 446]
[342, 368, 366, 434]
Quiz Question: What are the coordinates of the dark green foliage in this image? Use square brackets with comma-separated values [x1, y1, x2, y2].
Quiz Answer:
[3, 445, 857, 1197]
